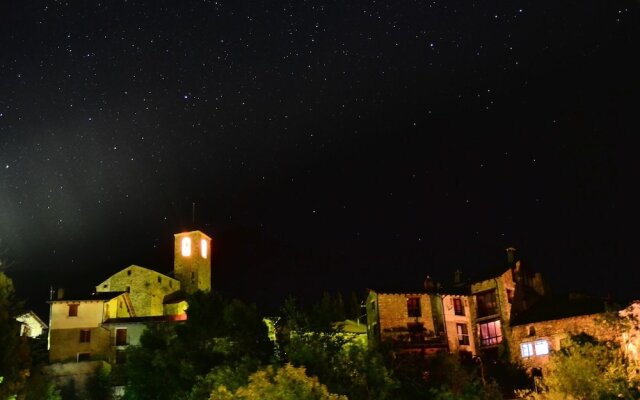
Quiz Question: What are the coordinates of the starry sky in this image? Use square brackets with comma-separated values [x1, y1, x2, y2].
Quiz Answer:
[1, 0, 638, 315]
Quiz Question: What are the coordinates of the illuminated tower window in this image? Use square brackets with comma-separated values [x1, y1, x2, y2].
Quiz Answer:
[182, 237, 191, 256]
[201, 239, 208, 258]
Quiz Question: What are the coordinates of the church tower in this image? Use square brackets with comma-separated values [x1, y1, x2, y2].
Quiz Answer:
[174, 230, 212, 294]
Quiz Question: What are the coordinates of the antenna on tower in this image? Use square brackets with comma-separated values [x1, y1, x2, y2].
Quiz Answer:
[192, 202, 196, 226]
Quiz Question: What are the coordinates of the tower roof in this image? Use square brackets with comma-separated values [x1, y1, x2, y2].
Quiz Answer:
[174, 230, 212, 240]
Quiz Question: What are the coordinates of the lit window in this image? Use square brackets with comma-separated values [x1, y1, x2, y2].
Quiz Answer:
[79, 329, 91, 343]
[520, 342, 534, 357]
[479, 320, 502, 346]
[201, 239, 208, 258]
[182, 237, 191, 256]
[68, 304, 79, 317]
[534, 340, 549, 355]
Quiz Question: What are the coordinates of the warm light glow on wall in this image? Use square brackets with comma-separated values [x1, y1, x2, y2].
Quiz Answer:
[182, 237, 191, 256]
[201, 239, 208, 258]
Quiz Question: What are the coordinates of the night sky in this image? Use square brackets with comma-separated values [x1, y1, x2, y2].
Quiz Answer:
[1, 0, 638, 316]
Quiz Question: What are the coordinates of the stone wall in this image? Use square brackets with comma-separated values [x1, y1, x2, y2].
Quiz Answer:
[174, 231, 212, 294]
[96, 265, 180, 317]
[49, 327, 111, 363]
[377, 293, 436, 335]
[509, 313, 613, 373]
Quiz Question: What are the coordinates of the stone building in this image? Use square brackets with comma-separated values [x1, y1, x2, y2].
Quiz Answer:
[48, 292, 133, 363]
[46, 229, 213, 396]
[366, 248, 548, 360]
[95, 265, 182, 317]
[366, 246, 640, 385]
[509, 297, 640, 376]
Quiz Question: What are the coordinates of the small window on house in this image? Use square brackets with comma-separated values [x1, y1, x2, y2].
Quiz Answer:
[534, 340, 549, 355]
[456, 323, 470, 345]
[79, 329, 91, 343]
[169, 280, 173, 288]
[127, 270, 132, 276]
[77, 353, 91, 362]
[68, 304, 79, 317]
[520, 342, 534, 358]
[126, 286, 130, 293]
[370, 301, 376, 311]
[158, 276, 162, 284]
[528, 325, 536, 336]
[115, 328, 127, 346]
[191, 271, 195, 283]
[407, 297, 421, 317]
[103, 284, 108, 288]
[453, 298, 465, 316]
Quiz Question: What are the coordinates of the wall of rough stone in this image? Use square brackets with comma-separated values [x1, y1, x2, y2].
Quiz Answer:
[509, 313, 613, 373]
[96, 265, 180, 317]
[376, 293, 436, 336]
[174, 231, 211, 294]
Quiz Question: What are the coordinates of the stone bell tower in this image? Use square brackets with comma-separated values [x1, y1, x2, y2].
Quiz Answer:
[174, 230, 212, 294]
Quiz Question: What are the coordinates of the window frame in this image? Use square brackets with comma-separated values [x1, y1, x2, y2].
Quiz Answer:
[456, 323, 470, 345]
[115, 328, 128, 346]
[406, 296, 422, 318]
[453, 297, 465, 316]
[478, 319, 502, 346]
[68, 304, 79, 317]
[476, 290, 498, 317]
[79, 329, 91, 343]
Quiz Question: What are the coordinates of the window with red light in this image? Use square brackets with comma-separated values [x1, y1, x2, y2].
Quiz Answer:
[479, 320, 502, 346]
[406, 297, 421, 317]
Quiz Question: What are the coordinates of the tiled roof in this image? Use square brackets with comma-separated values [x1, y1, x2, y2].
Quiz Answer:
[49, 291, 126, 302]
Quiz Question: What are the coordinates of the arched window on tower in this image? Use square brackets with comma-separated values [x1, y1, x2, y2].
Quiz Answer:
[201, 239, 208, 258]
[182, 237, 191, 256]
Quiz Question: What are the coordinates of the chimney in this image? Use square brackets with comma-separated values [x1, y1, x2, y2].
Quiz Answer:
[506, 247, 517, 264]
[56, 288, 65, 300]
[423, 275, 436, 292]
[454, 269, 463, 284]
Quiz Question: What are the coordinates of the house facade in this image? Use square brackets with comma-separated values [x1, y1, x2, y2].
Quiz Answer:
[367, 248, 548, 360]
[48, 292, 133, 363]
